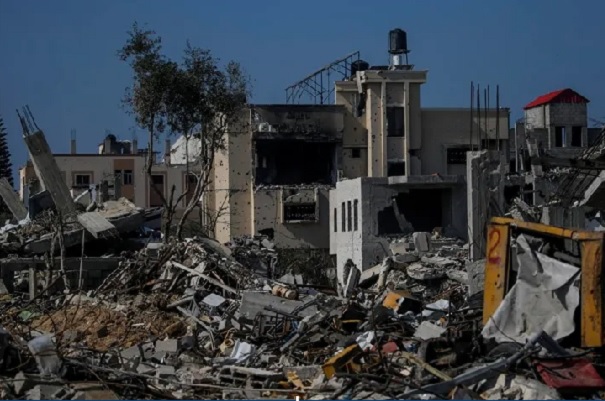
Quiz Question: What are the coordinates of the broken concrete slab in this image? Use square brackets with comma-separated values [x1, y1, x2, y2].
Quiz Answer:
[406, 263, 447, 280]
[77, 212, 118, 239]
[466, 259, 486, 297]
[413, 232, 431, 253]
[446, 269, 468, 284]
[238, 292, 318, 322]
[155, 339, 179, 353]
[392, 252, 419, 265]
[0, 178, 27, 220]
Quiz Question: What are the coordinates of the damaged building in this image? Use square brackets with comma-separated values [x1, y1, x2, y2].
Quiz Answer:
[207, 105, 343, 251]
[328, 30, 510, 283]
[204, 29, 510, 284]
[18, 132, 196, 225]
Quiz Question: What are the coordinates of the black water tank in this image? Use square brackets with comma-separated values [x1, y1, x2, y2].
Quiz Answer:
[389, 29, 408, 54]
[351, 60, 370, 76]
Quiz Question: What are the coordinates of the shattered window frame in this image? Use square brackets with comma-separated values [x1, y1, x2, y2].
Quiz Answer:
[283, 203, 317, 223]
[446, 147, 472, 165]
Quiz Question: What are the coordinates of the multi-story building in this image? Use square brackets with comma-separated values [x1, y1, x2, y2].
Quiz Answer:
[203, 29, 511, 284]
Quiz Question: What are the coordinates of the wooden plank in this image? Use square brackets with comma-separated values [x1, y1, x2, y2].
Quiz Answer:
[0, 178, 27, 220]
[77, 212, 118, 238]
[581, 239, 604, 347]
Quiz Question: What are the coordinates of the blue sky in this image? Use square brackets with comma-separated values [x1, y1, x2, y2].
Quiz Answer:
[1, 0, 605, 185]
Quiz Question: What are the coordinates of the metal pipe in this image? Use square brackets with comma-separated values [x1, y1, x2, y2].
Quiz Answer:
[477, 84, 481, 151]
[470, 81, 474, 151]
[496, 85, 500, 151]
[484, 88, 488, 150]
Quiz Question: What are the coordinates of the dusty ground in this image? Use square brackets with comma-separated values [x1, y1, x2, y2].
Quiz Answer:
[3, 297, 186, 352]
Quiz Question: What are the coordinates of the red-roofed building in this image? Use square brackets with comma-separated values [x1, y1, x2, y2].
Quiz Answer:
[523, 88, 589, 149]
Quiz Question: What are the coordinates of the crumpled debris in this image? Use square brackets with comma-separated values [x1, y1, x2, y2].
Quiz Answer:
[0, 223, 598, 400]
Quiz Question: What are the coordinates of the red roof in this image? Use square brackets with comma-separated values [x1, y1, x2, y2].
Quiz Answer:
[524, 88, 589, 110]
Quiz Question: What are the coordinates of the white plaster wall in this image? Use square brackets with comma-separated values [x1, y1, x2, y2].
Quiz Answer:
[330, 178, 364, 284]
[330, 177, 394, 284]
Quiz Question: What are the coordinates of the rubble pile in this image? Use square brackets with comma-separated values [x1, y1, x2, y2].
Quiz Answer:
[0, 197, 146, 257]
[0, 231, 604, 399]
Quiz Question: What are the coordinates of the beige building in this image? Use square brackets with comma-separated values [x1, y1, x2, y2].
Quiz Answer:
[19, 134, 195, 212]
[204, 29, 511, 281]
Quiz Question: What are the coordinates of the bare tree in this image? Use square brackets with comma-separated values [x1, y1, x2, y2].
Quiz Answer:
[119, 23, 249, 240]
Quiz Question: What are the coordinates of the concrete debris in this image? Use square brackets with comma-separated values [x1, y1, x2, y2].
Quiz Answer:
[0, 219, 603, 400]
[412, 231, 431, 253]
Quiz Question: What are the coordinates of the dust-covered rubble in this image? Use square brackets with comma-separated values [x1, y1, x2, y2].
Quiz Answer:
[0, 227, 603, 400]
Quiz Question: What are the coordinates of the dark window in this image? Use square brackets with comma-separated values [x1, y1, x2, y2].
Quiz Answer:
[555, 126, 566, 147]
[341, 202, 346, 232]
[571, 126, 582, 147]
[387, 107, 405, 137]
[387, 161, 406, 177]
[351, 148, 361, 158]
[75, 174, 91, 186]
[347, 201, 352, 232]
[447, 147, 472, 164]
[353, 199, 358, 231]
[123, 170, 133, 185]
[334, 208, 337, 232]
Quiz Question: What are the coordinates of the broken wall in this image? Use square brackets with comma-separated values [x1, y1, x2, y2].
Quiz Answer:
[467, 150, 506, 261]
[420, 109, 510, 176]
[212, 113, 253, 244]
[251, 105, 344, 141]
[330, 177, 395, 285]
[335, 81, 368, 179]
[253, 187, 330, 249]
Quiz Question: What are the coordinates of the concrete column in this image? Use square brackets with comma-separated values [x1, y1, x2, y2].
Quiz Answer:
[404, 81, 410, 176]
[380, 82, 388, 177]
[467, 151, 485, 261]
[23, 131, 76, 217]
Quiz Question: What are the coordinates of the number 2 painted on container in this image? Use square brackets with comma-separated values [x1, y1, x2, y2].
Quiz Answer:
[487, 227, 501, 264]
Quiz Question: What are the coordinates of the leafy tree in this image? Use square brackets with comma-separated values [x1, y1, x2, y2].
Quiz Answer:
[119, 23, 249, 240]
[0, 117, 14, 218]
